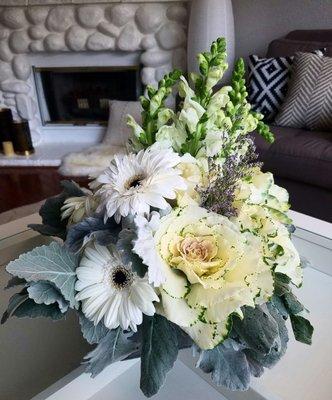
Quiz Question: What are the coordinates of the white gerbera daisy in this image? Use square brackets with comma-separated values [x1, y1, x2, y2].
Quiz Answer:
[75, 243, 159, 331]
[96, 148, 187, 223]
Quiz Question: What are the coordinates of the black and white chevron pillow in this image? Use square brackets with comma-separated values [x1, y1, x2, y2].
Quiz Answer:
[275, 52, 332, 131]
[248, 55, 293, 122]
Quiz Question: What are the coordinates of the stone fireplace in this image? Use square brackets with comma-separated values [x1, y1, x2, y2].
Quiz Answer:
[0, 0, 188, 151]
[0, 0, 235, 166]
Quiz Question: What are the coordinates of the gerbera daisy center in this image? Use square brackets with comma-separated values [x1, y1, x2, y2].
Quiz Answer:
[125, 174, 145, 190]
[110, 265, 134, 290]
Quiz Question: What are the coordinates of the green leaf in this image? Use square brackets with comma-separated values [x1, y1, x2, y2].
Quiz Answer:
[29, 180, 84, 240]
[6, 242, 79, 309]
[1, 290, 28, 324]
[140, 315, 179, 397]
[78, 312, 109, 345]
[290, 315, 313, 345]
[27, 281, 69, 313]
[283, 291, 304, 315]
[233, 305, 279, 355]
[85, 328, 138, 377]
[116, 228, 147, 278]
[13, 299, 64, 320]
[197, 341, 250, 391]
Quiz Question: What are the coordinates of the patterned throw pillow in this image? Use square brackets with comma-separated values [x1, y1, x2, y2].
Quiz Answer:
[275, 52, 332, 131]
[248, 55, 293, 122]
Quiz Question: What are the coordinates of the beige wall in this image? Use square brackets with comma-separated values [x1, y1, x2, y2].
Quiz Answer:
[232, 0, 332, 59]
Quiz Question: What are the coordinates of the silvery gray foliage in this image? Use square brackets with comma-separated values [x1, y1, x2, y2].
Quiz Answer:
[1, 290, 29, 324]
[4, 276, 26, 290]
[195, 303, 289, 390]
[66, 214, 120, 253]
[232, 304, 280, 355]
[140, 315, 179, 397]
[29, 180, 85, 240]
[78, 312, 109, 345]
[6, 242, 79, 309]
[85, 328, 138, 378]
[117, 227, 147, 278]
[27, 281, 69, 313]
[244, 303, 289, 369]
[196, 338, 251, 391]
[13, 299, 64, 321]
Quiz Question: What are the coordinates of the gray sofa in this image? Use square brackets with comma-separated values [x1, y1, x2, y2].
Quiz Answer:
[253, 29, 332, 222]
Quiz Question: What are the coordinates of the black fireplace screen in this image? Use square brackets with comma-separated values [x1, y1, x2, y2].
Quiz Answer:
[34, 66, 142, 125]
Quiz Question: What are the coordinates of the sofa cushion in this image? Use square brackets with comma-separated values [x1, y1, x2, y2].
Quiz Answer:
[247, 54, 293, 122]
[253, 126, 332, 190]
[267, 38, 332, 58]
[275, 52, 332, 131]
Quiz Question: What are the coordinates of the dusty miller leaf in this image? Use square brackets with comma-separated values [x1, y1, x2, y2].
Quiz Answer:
[78, 312, 109, 345]
[85, 328, 138, 377]
[27, 281, 69, 313]
[140, 315, 179, 397]
[6, 242, 79, 309]
[4, 276, 26, 290]
[13, 299, 64, 320]
[233, 305, 279, 355]
[245, 303, 289, 369]
[66, 214, 120, 253]
[117, 228, 147, 277]
[29, 180, 84, 240]
[1, 290, 28, 324]
[197, 341, 250, 391]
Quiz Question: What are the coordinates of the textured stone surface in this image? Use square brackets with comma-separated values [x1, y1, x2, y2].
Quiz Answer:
[28, 26, 47, 40]
[1, 81, 30, 94]
[141, 67, 155, 85]
[0, 1, 188, 147]
[9, 31, 30, 53]
[86, 32, 115, 51]
[136, 4, 165, 33]
[166, 4, 187, 22]
[106, 4, 136, 27]
[0, 8, 26, 29]
[0, 41, 13, 62]
[26, 6, 49, 25]
[141, 49, 170, 67]
[0, 29, 10, 40]
[117, 24, 141, 51]
[4, 97, 15, 106]
[97, 21, 119, 38]
[0, 61, 12, 81]
[141, 35, 157, 50]
[46, 6, 75, 32]
[29, 41, 44, 52]
[44, 34, 66, 51]
[77, 5, 103, 28]
[156, 21, 186, 49]
[12, 55, 31, 80]
[16, 93, 33, 120]
[66, 26, 88, 51]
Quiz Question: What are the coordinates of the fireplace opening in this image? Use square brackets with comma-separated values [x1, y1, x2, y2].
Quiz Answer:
[34, 66, 142, 126]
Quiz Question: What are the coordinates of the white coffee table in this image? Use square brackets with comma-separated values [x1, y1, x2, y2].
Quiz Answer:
[1, 211, 331, 400]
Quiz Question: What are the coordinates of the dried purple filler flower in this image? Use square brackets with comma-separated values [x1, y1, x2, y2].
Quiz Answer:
[199, 139, 261, 217]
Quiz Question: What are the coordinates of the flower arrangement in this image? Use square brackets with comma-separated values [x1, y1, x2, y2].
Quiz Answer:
[2, 38, 313, 397]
